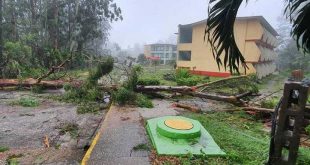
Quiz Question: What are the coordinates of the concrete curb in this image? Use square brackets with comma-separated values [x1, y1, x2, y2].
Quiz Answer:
[81, 105, 113, 165]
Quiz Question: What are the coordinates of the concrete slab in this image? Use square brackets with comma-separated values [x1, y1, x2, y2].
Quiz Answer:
[138, 99, 179, 119]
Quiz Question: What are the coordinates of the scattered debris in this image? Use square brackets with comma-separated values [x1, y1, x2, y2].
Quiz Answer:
[132, 143, 149, 151]
[121, 116, 130, 121]
[173, 103, 201, 113]
[44, 135, 50, 148]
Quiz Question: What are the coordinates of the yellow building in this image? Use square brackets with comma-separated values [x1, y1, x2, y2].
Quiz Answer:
[177, 16, 278, 78]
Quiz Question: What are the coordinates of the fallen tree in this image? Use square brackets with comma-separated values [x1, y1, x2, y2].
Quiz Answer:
[221, 107, 274, 113]
[0, 78, 64, 89]
[136, 85, 250, 107]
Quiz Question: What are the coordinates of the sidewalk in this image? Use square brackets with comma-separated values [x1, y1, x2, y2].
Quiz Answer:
[86, 106, 150, 165]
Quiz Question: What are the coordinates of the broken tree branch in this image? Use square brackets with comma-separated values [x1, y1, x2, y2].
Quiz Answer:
[136, 85, 248, 107]
[136, 85, 194, 93]
[173, 103, 201, 113]
[195, 75, 248, 89]
[36, 56, 72, 83]
[221, 107, 274, 113]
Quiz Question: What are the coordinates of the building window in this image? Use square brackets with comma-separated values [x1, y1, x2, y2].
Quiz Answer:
[178, 51, 191, 61]
[179, 26, 193, 43]
[172, 53, 176, 58]
[166, 53, 169, 58]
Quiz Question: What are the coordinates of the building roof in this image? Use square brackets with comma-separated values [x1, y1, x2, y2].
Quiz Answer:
[179, 16, 279, 36]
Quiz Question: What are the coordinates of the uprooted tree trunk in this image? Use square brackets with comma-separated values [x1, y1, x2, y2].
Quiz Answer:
[0, 78, 64, 89]
[136, 85, 274, 113]
[136, 85, 249, 107]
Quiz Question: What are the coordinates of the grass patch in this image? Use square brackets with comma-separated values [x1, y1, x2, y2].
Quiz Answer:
[306, 125, 310, 135]
[76, 102, 101, 114]
[140, 66, 177, 86]
[59, 123, 79, 139]
[0, 146, 9, 152]
[260, 98, 278, 109]
[11, 97, 40, 107]
[6, 154, 23, 165]
[155, 112, 310, 164]
[113, 88, 153, 108]
[135, 94, 153, 108]
[137, 78, 160, 86]
[133, 143, 150, 151]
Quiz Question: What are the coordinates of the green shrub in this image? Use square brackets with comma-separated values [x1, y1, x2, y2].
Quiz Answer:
[163, 73, 176, 81]
[88, 56, 114, 86]
[176, 68, 191, 79]
[174, 69, 205, 86]
[306, 125, 310, 135]
[176, 76, 202, 86]
[31, 85, 44, 94]
[14, 97, 40, 107]
[125, 65, 143, 90]
[0, 146, 9, 152]
[137, 78, 160, 86]
[63, 83, 73, 91]
[261, 99, 278, 109]
[135, 94, 153, 108]
[114, 87, 136, 105]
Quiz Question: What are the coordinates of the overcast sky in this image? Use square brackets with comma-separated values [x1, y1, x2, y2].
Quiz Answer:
[109, 0, 284, 48]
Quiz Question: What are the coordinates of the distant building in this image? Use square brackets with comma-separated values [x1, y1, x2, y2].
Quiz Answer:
[144, 44, 177, 65]
[177, 16, 278, 78]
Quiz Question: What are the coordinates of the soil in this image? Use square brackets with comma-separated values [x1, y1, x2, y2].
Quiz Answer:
[0, 90, 107, 164]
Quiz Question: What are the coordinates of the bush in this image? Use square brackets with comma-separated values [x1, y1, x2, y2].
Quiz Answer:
[174, 69, 204, 86]
[31, 85, 44, 94]
[135, 94, 153, 108]
[176, 76, 202, 86]
[176, 69, 191, 79]
[305, 125, 310, 135]
[114, 87, 136, 105]
[163, 73, 176, 81]
[63, 83, 73, 91]
[125, 65, 143, 90]
[88, 56, 114, 85]
[137, 78, 160, 86]
[261, 99, 278, 109]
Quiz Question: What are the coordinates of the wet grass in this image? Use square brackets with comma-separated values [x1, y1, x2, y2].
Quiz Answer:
[11, 97, 40, 107]
[183, 112, 310, 164]
[156, 111, 310, 164]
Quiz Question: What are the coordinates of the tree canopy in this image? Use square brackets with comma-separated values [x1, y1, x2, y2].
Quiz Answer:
[0, 0, 122, 78]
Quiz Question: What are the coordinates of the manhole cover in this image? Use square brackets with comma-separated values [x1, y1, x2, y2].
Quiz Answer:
[164, 119, 193, 130]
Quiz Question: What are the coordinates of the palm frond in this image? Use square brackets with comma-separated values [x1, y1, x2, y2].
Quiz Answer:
[205, 0, 248, 74]
[285, 0, 310, 54]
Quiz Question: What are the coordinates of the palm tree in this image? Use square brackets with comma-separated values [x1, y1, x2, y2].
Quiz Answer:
[205, 0, 310, 73]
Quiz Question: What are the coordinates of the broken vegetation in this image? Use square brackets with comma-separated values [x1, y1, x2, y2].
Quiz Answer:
[59, 123, 79, 139]
[11, 97, 40, 107]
